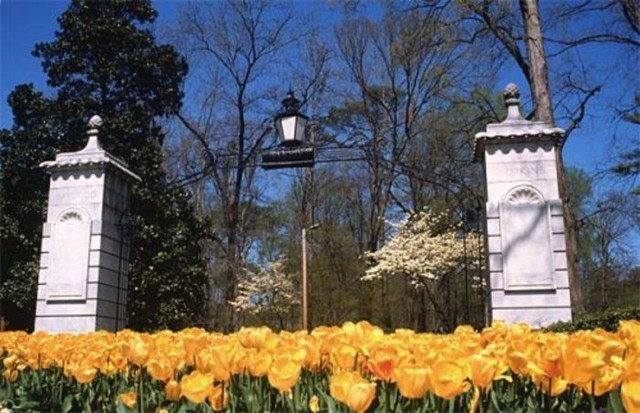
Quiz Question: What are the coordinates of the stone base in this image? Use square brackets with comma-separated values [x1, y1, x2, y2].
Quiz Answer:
[490, 280, 572, 328]
[34, 314, 117, 333]
[491, 296, 572, 328]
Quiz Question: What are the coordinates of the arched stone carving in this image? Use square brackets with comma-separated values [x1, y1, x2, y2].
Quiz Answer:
[46, 208, 92, 301]
[59, 211, 84, 223]
[500, 185, 555, 290]
[55, 207, 90, 223]
[504, 185, 544, 205]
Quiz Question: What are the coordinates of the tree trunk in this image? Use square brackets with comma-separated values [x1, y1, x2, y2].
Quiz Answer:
[519, 0, 553, 124]
[416, 288, 427, 332]
[520, 0, 584, 315]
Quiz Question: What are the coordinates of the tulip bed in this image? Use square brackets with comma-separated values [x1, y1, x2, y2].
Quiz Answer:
[1, 320, 639, 412]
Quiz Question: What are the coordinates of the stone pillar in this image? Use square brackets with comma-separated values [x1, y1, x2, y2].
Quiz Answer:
[474, 84, 572, 327]
[34, 115, 140, 333]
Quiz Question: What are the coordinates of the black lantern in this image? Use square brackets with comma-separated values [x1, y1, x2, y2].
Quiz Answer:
[274, 91, 308, 147]
[262, 90, 315, 169]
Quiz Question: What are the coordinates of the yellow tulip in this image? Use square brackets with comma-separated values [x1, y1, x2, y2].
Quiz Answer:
[563, 336, 605, 386]
[208, 384, 229, 411]
[331, 344, 359, 372]
[227, 342, 248, 375]
[329, 371, 362, 404]
[165, 379, 181, 401]
[394, 366, 431, 399]
[128, 334, 154, 366]
[527, 337, 567, 396]
[2, 354, 18, 370]
[530, 370, 568, 397]
[590, 329, 625, 361]
[506, 336, 538, 377]
[309, 395, 320, 412]
[621, 351, 640, 413]
[182, 330, 207, 366]
[480, 320, 508, 346]
[298, 336, 322, 370]
[469, 354, 498, 389]
[431, 359, 471, 400]
[346, 379, 376, 413]
[619, 320, 640, 352]
[267, 356, 301, 393]
[621, 378, 640, 413]
[367, 345, 401, 382]
[509, 323, 531, 340]
[146, 357, 174, 383]
[329, 370, 376, 412]
[180, 370, 214, 404]
[109, 352, 129, 372]
[238, 326, 273, 349]
[72, 360, 98, 384]
[585, 363, 622, 396]
[538, 344, 563, 378]
[2, 369, 18, 382]
[208, 345, 232, 382]
[118, 392, 137, 410]
[248, 349, 272, 377]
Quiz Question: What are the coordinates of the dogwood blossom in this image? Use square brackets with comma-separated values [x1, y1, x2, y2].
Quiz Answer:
[363, 210, 470, 288]
[230, 260, 300, 317]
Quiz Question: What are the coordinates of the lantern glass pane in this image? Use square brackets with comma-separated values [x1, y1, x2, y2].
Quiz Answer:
[295, 116, 308, 142]
[280, 116, 298, 142]
[275, 118, 285, 142]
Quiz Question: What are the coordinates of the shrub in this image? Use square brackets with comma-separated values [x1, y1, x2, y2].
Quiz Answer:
[545, 306, 640, 332]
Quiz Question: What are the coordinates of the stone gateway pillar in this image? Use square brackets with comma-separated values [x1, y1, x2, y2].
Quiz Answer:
[34, 116, 140, 333]
[474, 84, 572, 327]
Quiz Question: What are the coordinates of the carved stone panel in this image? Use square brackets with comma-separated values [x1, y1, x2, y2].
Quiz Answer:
[46, 209, 91, 301]
[500, 186, 555, 290]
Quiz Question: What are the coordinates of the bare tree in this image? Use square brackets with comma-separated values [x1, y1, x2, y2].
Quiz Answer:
[579, 191, 639, 310]
[168, 0, 328, 329]
[327, 3, 496, 329]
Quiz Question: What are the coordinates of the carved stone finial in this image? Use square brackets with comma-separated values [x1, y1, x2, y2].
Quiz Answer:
[504, 83, 520, 101]
[87, 115, 103, 134]
[83, 115, 104, 151]
[503, 83, 523, 121]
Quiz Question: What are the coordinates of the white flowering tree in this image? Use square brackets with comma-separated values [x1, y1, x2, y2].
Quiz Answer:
[229, 260, 300, 329]
[363, 211, 464, 285]
[363, 210, 483, 330]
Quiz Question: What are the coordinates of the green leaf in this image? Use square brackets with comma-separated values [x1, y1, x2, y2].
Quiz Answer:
[61, 395, 73, 413]
[490, 387, 504, 413]
[317, 389, 338, 413]
[607, 389, 624, 413]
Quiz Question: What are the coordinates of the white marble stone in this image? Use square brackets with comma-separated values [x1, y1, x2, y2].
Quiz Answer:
[486, 219, 501, 236]
[491, 289, 571, 308]
[46, 209, 92, 301]
[492, 307, 571, 328]
[34, 116, 140, 333]
[500, 190, 555, 290]
[475, 84, 572, 327]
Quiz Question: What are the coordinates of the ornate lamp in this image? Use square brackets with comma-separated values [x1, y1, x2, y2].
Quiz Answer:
[262, 90, 315, 169]
[274, 90, 308, 147]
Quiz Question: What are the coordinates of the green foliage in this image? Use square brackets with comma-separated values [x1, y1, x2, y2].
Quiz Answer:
[0, 0, 210, 330]
[0, 85, 65, 329]
[545, 306, 640, 333]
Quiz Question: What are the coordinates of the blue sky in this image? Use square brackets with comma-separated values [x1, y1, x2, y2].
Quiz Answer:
[0, 0, 181, 128]
[1, 1, 637, 176]
[1, 1, 638, 259]
[2, 1, 634, 169]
